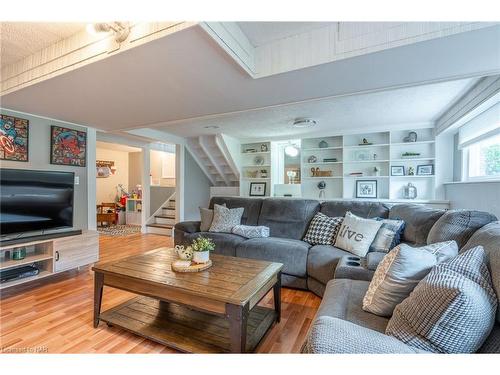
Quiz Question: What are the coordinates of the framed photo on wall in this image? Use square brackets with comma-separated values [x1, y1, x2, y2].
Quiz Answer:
[249, 182, 266, 196]
[0, 114, 29, 162]
[391, 165, 405, 176]
[417, 164, 434, 175]
[356, 180, 377, 199]
[50, 126, 87, 167]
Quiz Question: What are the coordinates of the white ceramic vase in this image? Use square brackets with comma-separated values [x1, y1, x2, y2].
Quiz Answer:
[192, 250, 210, 264]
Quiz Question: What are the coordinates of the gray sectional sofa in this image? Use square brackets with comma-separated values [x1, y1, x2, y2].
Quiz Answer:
[174, 196, 500, 353]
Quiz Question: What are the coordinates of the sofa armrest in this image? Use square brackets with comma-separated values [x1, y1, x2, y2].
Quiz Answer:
[334, 255, 375, 281]
[366, 251, 386, 270]
[302, 316, 426, 354]
[174, 221, 201, 234]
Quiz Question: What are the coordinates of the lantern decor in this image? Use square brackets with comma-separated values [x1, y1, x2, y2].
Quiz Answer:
[403, 182, 418, 200]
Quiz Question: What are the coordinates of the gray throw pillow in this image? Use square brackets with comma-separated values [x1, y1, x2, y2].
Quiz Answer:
[363, 241, 458, 317]
[386, 246, 497, 353]
[199, 203, 226, 232]
[209, 204, 244, 233]
[369, 218, 405, 253]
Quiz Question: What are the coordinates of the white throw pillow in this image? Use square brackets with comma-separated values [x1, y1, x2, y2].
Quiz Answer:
[334, 212, 382, 257]
[209, 204, 244, 233]
[363, 241, 459, 317]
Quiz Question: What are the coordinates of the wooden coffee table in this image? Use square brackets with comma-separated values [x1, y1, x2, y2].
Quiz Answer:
[92, 247, 283, 353]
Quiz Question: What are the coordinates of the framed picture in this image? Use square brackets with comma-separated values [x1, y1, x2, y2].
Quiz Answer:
[356, 180, 377, 199]
[50, 126, 87, 167]
[249, 182, 267, 196]
[0, 114, 29, 161]
[417, 164, 434, 175]
[391, 165, 405, 176]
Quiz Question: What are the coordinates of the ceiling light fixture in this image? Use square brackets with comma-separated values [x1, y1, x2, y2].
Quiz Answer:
[86, 22, 130, 43]
[284, 144, 299, 157]
[292, 118, 317, 128]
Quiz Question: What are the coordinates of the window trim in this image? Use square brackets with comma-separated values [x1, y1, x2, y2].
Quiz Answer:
[461, 132, 500, 183]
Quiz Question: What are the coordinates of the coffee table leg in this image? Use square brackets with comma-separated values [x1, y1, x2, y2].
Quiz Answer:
[227, 303, 249, 353]
[93, 272, 104, 328]
[274, 271, 282, 323]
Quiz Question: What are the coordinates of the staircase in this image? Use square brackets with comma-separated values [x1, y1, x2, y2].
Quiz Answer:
[146, 196, 176, 236]
[187, 135, 239, 187]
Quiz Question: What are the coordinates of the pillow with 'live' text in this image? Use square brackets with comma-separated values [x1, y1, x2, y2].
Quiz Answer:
[334, 211, 382, 257]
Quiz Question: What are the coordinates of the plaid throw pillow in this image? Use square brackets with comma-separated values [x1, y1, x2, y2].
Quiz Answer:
[303, 212, 343, 245]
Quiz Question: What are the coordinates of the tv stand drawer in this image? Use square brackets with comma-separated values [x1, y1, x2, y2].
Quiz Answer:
[53, 231, 99, 272]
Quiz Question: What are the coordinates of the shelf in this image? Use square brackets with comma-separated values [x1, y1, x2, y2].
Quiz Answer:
[302, 146, 343, 151]
[391, 141, 435, 146]
[343, 143, 390, 149]
[241, 151, 271, 155]
[344, 160, 390, 163]
[345, 176, 389, 179]
[390, 175, 435, 178]
[303, 162, 343, 165]
[241, 178, 271, 180]
[303, 176, 342, 179]
[391, 158, 435, 162]
[0, 253, 53, 270]
[241, 164, 271, 168]
[0, 270, 52, 290]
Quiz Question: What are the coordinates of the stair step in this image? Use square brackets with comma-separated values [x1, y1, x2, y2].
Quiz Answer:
[162, 207, 175, 210]
[155, 215, 175, 219]
[147, 223, 174, 229]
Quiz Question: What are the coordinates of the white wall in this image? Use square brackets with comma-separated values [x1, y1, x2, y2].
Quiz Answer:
[445, 181, 500, 219]
[96, 148, 129, 204]
[128, 151, 143, 190]
[150, 149, 175, 187]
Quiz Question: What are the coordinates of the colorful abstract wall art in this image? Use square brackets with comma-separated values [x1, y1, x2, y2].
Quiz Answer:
[50, 126, 87, 167]
[0, 114, 29, 161]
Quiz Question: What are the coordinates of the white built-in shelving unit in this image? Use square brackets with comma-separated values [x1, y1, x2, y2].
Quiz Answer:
[301, 129, 436, 201]
[240, 141, 272, 197]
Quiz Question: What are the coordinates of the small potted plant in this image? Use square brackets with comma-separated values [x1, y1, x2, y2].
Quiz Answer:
[191, 236, 215, 264]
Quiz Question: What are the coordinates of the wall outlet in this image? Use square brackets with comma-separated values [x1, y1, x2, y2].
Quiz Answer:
[74, 176, 80, 185]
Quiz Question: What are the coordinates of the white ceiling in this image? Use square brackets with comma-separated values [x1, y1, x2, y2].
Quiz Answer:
[1, 24, 498, 140]
[237, 22, 333, 47]
[0, 22, 85, 66]
[155, 78, 477, 139]
[96, 141, 141, 153]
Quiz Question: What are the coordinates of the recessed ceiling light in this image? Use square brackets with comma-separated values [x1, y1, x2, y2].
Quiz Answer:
[204, 125, 220, 129]
[292, 118, 317, 128]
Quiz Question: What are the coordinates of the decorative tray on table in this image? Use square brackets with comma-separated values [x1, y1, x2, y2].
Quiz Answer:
[171, 259, 213, 273]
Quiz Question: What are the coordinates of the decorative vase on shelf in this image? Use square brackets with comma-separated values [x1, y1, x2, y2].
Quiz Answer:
[318, 140, 329, 148]
[403, 182, 418, 199]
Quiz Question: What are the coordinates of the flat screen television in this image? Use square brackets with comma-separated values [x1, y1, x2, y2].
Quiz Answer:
[0, 169, 74, 236]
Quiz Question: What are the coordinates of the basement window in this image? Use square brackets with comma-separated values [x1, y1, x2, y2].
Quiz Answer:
[463, 132, 500, 181]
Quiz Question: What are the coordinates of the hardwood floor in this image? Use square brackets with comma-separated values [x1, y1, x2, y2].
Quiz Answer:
[0, 233, 321, 353]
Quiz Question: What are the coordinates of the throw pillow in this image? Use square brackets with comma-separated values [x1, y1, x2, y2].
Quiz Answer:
[362, 241, 458, 317]
[199, 203, 226, 232]
[303, 212, 343, 245]
[386, 246, 497, 353]
[232, 225, 270, 239]
[334, 212, 382, 257]
[369, 218, 405, 253]
[209, 204, 244, 233]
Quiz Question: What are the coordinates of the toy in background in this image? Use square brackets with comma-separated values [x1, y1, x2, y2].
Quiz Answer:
[0, 114, 29, 161]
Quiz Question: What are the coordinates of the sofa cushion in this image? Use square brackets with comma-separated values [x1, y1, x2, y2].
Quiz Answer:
[320, 200, 390, 219]
[427, 209, 497, 248]
[236, 237, 311, 277]
[318, 279, 389, 333]
[386, 246, 497, 353]
[362, 241, 458, 317]
[334, 212, 383, 257]
[307, 245, 351, 285]
[389, 204, 444, 245]
[462, 221, 500, 323]
[369, 218, 405, 253]
[231, 225, 269, 239]
[303, 212, 343, 245]
[209, 197, 263, 225]
[187, 232, 246, 257]
[209, 204, 244, 233]
[257, 198, 319, 240]
[200, 203, 226, 231]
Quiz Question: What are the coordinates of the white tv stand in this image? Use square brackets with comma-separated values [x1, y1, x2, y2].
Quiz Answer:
[0, 230, 99, 290]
